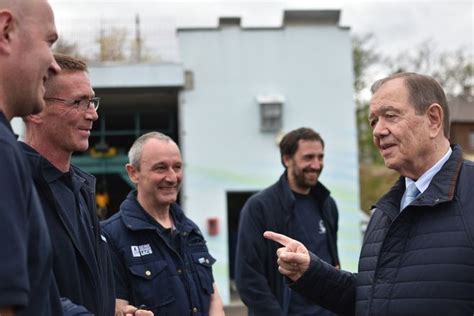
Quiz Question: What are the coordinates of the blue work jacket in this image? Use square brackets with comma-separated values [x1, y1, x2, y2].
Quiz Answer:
[102, 191, 216, 315]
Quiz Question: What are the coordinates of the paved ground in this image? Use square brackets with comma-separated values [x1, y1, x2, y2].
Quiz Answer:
[224, 303, 247, 316]
[224, 283, 247, 316]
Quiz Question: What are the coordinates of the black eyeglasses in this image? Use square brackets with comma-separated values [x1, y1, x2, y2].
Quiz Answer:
[44, 97, 100, 111]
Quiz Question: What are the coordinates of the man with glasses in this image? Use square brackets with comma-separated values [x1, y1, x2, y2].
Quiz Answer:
[21, 54, 152, 316]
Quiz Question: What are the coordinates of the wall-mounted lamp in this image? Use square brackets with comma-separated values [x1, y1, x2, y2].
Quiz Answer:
[257, 95, 285, 133]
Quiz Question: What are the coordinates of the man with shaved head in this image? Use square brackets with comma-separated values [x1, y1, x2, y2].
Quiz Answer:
[0, 0, 62, 315]
[102, 132, 224, 315]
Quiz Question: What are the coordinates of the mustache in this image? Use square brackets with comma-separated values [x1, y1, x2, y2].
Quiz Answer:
[303, 167, 321, 173]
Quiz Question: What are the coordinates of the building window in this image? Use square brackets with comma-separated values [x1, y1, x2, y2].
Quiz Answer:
[87, 109, 177, 157]
[257, 95, 284, 133]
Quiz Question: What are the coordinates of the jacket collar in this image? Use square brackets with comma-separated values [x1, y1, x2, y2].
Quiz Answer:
[19, 141, 100, 278]
[418, 144, 463, 203]
[120, 190, 193, 233]
[0, 112, 14, 134]
[375, 144, 464, 219]
[19, 141, 95, 188]
[19, 142, 43, 178]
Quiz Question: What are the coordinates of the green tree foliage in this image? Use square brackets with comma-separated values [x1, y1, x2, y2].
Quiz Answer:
[386, 40, 473, 96]
[352, 33, 380, 105]
[352, 34, 382, 165]
[356, 103, 384, 165]
[359, 164, 399, 212]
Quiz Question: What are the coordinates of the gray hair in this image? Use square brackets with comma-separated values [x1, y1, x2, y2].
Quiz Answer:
[128, 132, 175, 170]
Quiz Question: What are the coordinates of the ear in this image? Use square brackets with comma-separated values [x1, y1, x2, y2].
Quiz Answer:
[426, 103, 444, 138]
[25, 113, 43, 124]
[0, 11, 15, 55]
[125, 163, 139, 185]
[282, 155, 292, 169]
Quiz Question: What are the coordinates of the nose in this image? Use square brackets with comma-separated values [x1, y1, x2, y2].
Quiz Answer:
[49, 57, 61, 76]
[311, 159, 322, 170]
[309, 156, 323, 170]
[165, 168, 178, 183]
[372, 119, 388, 139]
[85, 105, 99, 121]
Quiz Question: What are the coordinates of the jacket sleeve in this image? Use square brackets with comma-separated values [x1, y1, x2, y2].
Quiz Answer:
[101, 226, 130, 300]
[328, 196, 340, 266]
[235, 197, 285, 316]
[289, 252, 356, 316]
[60, 297, 93, 315]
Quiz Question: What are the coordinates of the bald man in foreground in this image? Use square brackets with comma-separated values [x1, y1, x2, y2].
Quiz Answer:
[0, 0, 62, 315]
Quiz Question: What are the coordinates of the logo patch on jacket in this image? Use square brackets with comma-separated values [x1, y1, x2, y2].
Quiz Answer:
[198, 257, 210, 264]
[318, 220, 327, 234]
[131, 244, 153, 257]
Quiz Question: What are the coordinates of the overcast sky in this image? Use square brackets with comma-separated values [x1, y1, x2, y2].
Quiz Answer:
[49, 0, 473, 63]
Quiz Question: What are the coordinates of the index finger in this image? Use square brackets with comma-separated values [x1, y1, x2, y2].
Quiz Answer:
[122, 305, 139, 315]
[263, 231, 295, 247]
[135, 311, 154, 316]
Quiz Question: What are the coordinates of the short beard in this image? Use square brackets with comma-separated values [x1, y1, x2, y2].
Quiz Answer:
[293, 167, 320, 191]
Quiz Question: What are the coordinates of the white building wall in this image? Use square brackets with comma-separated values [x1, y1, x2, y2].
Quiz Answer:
[178, 13, 360, 305]
[11, 118, 25, 140]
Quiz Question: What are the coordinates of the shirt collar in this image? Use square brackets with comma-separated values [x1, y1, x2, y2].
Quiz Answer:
[142, 204, 178, 233]
[42, 159, 85, 193]
[123, 191, 185, 232]
[42, 159, 65, 182]
[405, 146, 452, 193]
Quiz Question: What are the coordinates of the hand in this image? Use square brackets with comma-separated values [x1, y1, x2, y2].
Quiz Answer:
[263, 231, 310, 281]
[209, 283, 225, 316]
[116, 305, 154, 316]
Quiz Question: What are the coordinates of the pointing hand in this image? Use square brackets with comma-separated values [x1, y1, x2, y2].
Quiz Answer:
[263, 231, 310, 281]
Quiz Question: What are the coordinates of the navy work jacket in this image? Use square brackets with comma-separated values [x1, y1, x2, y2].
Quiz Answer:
[102, 191, 216, 316]
[235, 172, 339, 315]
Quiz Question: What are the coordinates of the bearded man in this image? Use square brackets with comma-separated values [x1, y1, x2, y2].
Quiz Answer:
[235, 127, 340, 316]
